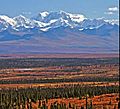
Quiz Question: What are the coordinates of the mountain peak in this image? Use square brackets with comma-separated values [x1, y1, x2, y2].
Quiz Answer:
[0, 15, 16, 26]
[13, 15, 28, 20]
[39, 11, 49, 17]
[37, 11, 49, 20]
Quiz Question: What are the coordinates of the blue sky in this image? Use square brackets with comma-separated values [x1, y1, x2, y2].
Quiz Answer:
[0, 0, 119, 20]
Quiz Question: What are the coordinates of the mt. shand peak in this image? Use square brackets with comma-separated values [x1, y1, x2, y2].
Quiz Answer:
[0, 11, 119, 53]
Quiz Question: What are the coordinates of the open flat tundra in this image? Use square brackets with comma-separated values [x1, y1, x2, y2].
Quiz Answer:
[0, 54, 119, 109]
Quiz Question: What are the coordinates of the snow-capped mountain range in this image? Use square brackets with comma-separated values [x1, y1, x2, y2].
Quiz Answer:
[0, 11, 119, 53]
[0, 11, 118, 32]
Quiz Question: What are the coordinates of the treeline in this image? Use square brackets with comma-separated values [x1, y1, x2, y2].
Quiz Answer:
[0, 58, 118, 69]
[0, 84, 119, 109]
[0, 76, 118, 84]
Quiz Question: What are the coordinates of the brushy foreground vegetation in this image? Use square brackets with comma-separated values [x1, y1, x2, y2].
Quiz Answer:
[0, 84, 119, 109]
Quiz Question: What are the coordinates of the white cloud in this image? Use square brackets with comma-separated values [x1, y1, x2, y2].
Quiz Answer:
[108, 7, 118, 12]
[104, 12, 114, 15]
[104, 6, 119, 15]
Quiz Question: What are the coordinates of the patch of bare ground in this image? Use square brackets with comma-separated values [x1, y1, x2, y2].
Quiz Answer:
[24, 93, 119, 109]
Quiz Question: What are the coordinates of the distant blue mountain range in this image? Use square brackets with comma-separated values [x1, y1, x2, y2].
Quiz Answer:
[0, 11, 119, 54]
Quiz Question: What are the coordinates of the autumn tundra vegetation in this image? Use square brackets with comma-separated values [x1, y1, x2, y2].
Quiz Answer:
[0, 55, 119, 109]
